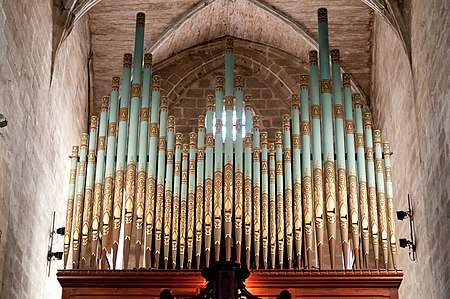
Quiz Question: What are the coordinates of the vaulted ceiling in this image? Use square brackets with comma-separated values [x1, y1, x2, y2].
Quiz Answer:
[57, 0, 409, 114]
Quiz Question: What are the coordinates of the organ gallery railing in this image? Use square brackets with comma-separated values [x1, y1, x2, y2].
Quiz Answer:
[63, 8, 398, 271]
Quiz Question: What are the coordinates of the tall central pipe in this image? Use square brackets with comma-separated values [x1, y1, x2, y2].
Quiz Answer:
[318, 7, 337, 269]
[224, 38, 235, 261]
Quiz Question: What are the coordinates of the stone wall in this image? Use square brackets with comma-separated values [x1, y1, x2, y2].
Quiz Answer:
[371, 1, 450, 298]
[0, 0, 90, 298]
[153, 38, 308, 140]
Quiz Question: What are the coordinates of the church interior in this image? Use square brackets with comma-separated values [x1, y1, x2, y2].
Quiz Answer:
[0, 0, 448, 298]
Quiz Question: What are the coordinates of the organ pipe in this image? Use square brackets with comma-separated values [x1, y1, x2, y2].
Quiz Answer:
[343, 74, 361, 269]
[252, 115, 261, 269]
[309, 50, 325, 269]
[100, 77, 120, 269]
[261, 131, 269, 269]
[244, 95, 253, 268]
[135, 53, 152, 268]
[172, 133, 183, 268]
[180, 143, 189, 268]
[63, 11, 399, 272]
[90, 97, 108, 268]
[364, 112, 380, 268]
[291, 94, 302, 269]
[318, 8, 337, 269]
[282, 115, 294, 269]
[154, 96, 169, 268]
[331, 49, 349, 268]
[112, 53, 132, 269]
[72, 133, 88, 269]
[374, 129, 389, 268]
[195, 116, 206, 269]
[80, 116, 98, 269]
[234, 76, 244, 263]
[213, 76, 224, 261]
[63, 145, 78, 269]
[275, 131, 285, 268]
[145, 74, 161, 268]
[123, 12, 145, 269]
[354, 93, 370, 267]
[299, 75, 314, 269]
[383, 142, 398, 269]
[187, 132, 197, 269]
[204, 96, 214, 267]
[269, 143, 277, 268]
[163, 116, 175, 269]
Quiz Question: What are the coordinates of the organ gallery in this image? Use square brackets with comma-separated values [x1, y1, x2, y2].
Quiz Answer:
[57, 8, 403, 299]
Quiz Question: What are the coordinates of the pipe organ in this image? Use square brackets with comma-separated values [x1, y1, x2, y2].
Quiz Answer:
[63, 8, 399, 273]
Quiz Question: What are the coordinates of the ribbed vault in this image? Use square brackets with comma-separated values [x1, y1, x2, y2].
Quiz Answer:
[151, 37, 307, 136]
[89, 0, 374, 111]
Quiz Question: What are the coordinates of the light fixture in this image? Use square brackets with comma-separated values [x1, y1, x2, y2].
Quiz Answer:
[47, 212, 65, 276]
[397, 194, 416, 261]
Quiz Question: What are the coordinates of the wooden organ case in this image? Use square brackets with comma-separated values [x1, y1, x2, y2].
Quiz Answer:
[58, 8, 403, 299]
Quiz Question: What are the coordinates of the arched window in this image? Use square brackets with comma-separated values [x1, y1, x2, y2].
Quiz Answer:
[211, 109, 246, 141]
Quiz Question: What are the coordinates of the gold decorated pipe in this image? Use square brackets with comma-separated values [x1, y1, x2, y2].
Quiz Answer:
[299, 75, 314, 269]
[163, 116, 175, 269]
[291, 95, 303, 269]
[268, 143, 277, 269]
[364, 112, 380, 268]
[244, 94, 253, 268]
[154, 96, 169, 269]
[179, 143, 189, 269]
[63, 146, 79, 269]
[354, 94, 370, 267]
[204, 96, 214, 267]
[145, 75, 161, 268]
[80, 116, 98, 269]
[343, 74, 361, 269]
[100, 77, 120, 269]
[260, 131, 269, 269]
[309, 50, 325, 269]
[282, 114, 294, 269]
[213, 76, 224, 262]
[252, 115, 261, 269]
[195, 116, 206, 269]
[171, 133, 183, 268]
[90, 97, 109, 269]
[331, 49, 349, 269]
[275, 131, 285, 268]
[234, 76, 244, 263]
[72, 133, 89, 269]
[112, 53, 132, 269]
[383, 142, 397, 269]
[135, 53, 152, 268]
[123, 12, 146, 269]
[187, 132, 197, 269]
[374, 129, 389, 268]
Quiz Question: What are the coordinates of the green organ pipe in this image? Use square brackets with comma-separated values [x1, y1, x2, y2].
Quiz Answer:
[80, 116, 98, 269]
[135, 53, 152, 268]
[299, 75, 314, 269]
[343, 74, 361, 269]
[145, 74, 161, 268]
[112, 53, 132, 269]
[163, 116, 175, 269]
[252, 115, 261, 269]
[331, 49, 349, 268]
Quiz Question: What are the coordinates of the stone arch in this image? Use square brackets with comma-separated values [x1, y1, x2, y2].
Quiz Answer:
[153, 37, 308, 137]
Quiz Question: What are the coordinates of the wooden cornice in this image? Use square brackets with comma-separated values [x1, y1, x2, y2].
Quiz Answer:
[58, 269, 403, 289]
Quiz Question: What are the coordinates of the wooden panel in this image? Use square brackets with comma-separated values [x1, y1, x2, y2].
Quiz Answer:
[58, 270, 402, 299]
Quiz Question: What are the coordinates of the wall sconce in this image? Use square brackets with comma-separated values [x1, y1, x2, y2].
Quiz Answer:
[397, 194, 416, 261]
[47, 211, 65, 276]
